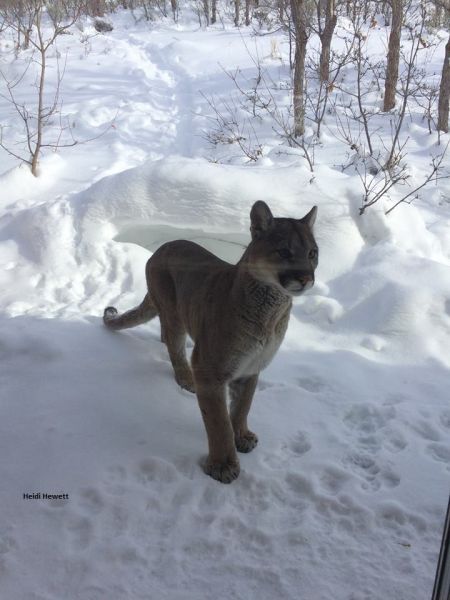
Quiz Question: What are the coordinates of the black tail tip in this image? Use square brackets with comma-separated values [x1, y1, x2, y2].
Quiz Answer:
[103, 306, 118, 322]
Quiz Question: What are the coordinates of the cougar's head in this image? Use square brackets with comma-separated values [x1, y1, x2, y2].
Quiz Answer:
[245, 200, 318, 296]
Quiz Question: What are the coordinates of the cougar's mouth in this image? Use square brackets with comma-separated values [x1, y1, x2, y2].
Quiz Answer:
[279, 271, 315, 295]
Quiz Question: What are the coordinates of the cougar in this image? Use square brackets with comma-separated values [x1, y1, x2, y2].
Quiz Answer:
[103, 201, 318, 483]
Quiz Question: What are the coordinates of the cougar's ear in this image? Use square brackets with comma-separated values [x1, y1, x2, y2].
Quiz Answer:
[250, 201, 273, 240]
[301, 206, 318, 229]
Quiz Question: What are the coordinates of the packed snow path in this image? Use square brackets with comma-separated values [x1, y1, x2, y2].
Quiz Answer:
[1, 13, 449, 600]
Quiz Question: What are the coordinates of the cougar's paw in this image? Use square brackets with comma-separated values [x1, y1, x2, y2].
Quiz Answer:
[204, 459, 240, 484]
[235, 431, 259, 453]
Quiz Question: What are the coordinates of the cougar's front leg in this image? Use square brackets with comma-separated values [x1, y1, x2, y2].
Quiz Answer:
[193, 375, 240, 484]
[229, 375, 259, 453]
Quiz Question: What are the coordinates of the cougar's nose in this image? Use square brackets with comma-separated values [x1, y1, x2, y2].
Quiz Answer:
[299, 274, 314, 287]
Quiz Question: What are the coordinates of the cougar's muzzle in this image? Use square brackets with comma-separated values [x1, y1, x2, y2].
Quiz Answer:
[279, 270, 315, 295]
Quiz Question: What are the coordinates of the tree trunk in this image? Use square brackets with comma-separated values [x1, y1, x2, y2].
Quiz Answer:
[438, 35, 450, 133]
[32, 18, 45, 177]
[203, 0, 210, 25]
[319, 0, 337, 83]
[363, 0, 370, 21]
[383, 0, 402, 112]
[291, 0, 308, 137]
[170, 0, 177, 21]
[23, 28, 32, 50]
[211, 0, 217, 23]
[433, 1, 442, 27]
[91, 0, 105, 17]
[245, 0, 251, 26]
[382, 1, 390, 26]
[234, 0, 240, 26]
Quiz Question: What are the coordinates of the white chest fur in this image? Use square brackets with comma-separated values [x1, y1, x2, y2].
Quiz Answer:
[234, 335, 283, 378]
[231, 280, 291, 379]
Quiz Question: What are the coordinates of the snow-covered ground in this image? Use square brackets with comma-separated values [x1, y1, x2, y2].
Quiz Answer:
[0, 8, 449, 600]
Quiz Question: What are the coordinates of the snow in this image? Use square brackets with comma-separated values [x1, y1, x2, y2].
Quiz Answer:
[0, 7, 449, 600]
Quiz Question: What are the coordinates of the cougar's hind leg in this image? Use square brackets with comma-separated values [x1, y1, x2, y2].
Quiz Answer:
[149, 264, 194, 393]
[159, 311, 195, 393]
[103, 293, 158, 330]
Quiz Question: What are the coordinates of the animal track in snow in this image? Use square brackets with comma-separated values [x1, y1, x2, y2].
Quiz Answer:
[78, 488, 105, 515]
[116, 545, 148, 566]
[319, 466, 350, 495]
[343, 452, 400, 491]
[104, 504, 130, 538]
[0, 529, 17, 574]
[103, 464, 128, 496]
[217, 515, 273, 556]
[410, 419, 442, 442]
[343, 404, 396, 435]
[318, 493, 373, 534]
[224, 564, 287, 598]
[426, 443, 450, 465]
[376, 501, 428, 535]
[182, 538, 226, 561]
[258, 379, 286, 392]
[136, 457, 180, 484]
[342, 402, 405, 459]
[65, 515, 93, 550]
[264, 431, 311, 471]
[287, 431, 312, 456]
[383, 426, 409, 453]
[283, 472, 316, 511]
[296, 375, 328, 393]
[439, 410, 450, 430]
[258, 379, 275, 391]
[44, 496, 70, 509]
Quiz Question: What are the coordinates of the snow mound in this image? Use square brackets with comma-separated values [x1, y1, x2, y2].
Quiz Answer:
[3, 155, 449, 370]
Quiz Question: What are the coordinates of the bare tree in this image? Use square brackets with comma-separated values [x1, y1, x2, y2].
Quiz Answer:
[437, 34, 450, 133]
[383, 0, 403, 111]
[278, 0, 287, 22]
[317, 0, 337, 83]
[200, 91, 263, 162]
[431, 0, 450, 27]
[384, 6, 427, 171]
[203, 0, 210, 25]
[290, 0, 309, 137]
[170, 0, 177, 20]
[0, 0, 83, 176]
[235, 0, 240, 26]
[333, 29, 381, 158]
[245, 0, 251, 26]
[307, 32, 357, 140]
[384, 144, 450, 214]
[211, 0, 217, 23]
[86, 0, 106, 17]
[1, 0, 37, 50]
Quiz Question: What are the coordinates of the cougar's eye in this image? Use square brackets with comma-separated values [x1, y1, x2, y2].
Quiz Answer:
[277, 248, 293, 260]
[308, 248, 318, 259]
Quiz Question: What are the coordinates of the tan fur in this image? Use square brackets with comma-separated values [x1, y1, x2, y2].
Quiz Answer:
[104, 201, 318, 483]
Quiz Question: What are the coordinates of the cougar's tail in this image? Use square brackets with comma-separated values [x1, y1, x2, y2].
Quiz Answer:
[103, 293, 158, 330]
